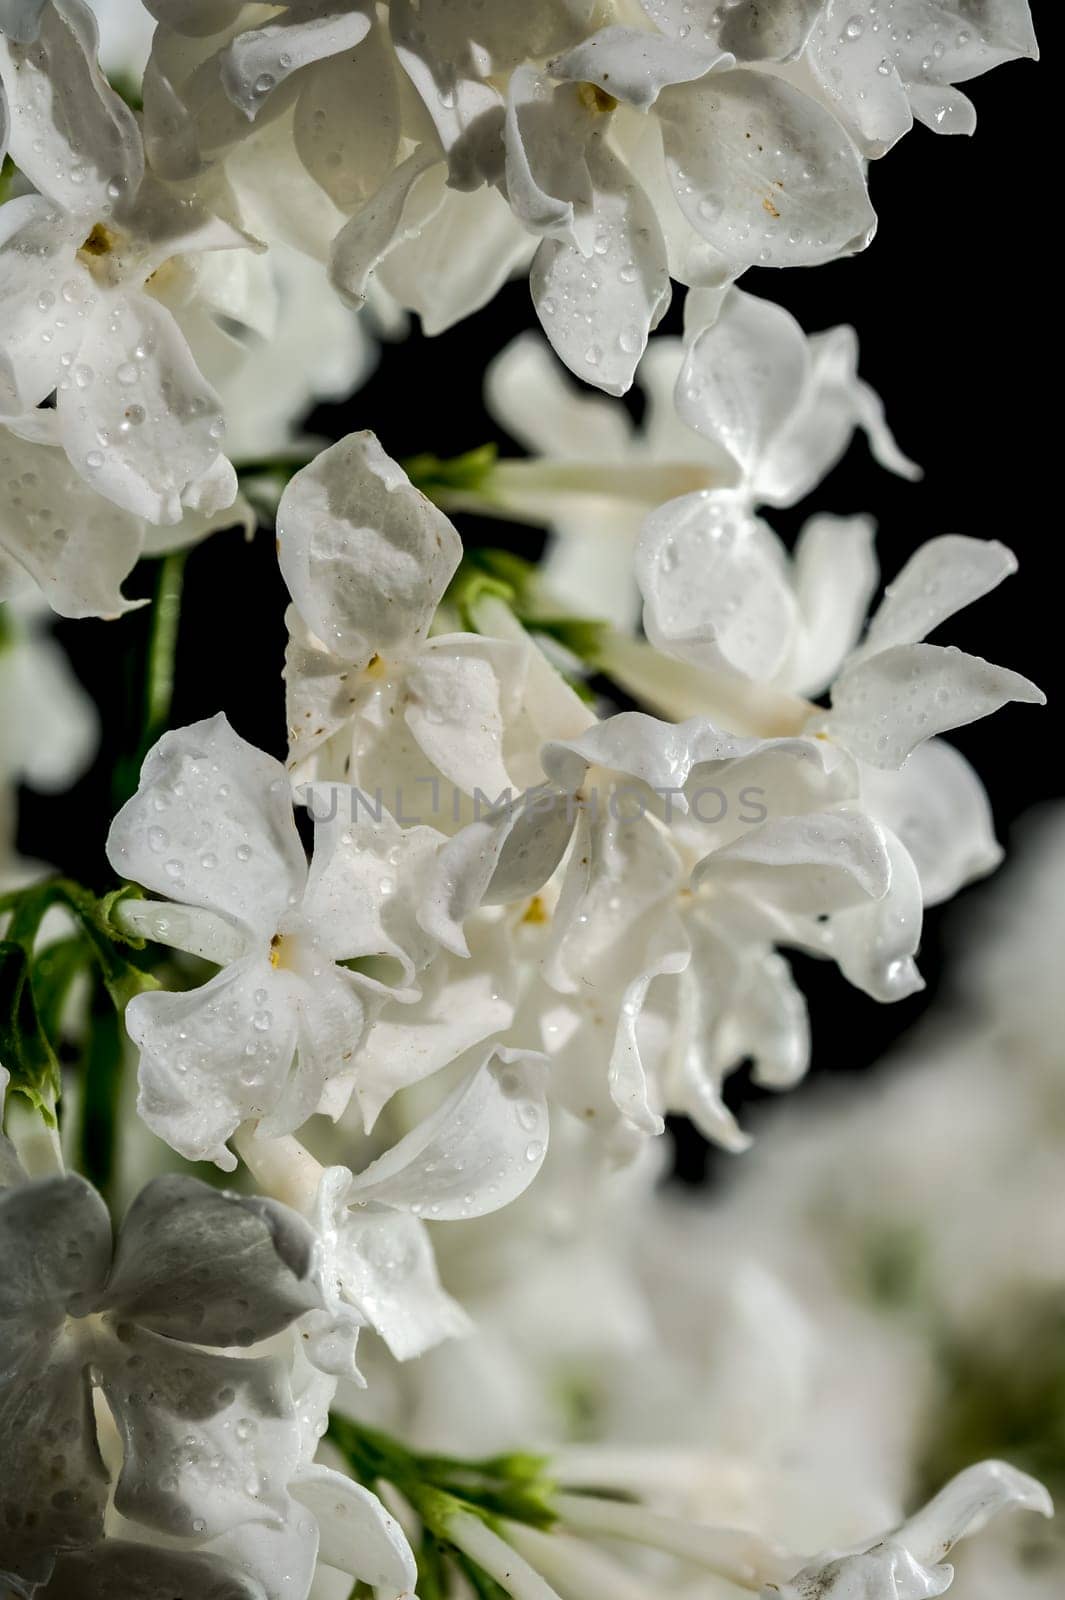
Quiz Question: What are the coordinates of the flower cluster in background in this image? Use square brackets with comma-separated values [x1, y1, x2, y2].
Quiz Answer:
[0, 3, 1051, 1598]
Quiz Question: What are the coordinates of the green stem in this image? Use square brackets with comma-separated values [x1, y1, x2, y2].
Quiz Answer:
[80, 988, 122, 1204]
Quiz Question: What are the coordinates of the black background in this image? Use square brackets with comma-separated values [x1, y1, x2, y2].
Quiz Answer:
[18, 45, 1056, 1182]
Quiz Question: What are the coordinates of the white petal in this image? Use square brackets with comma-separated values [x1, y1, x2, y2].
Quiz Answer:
[544, 804, 683, 1004]
[854, 535, 1018, 661]
[276, 431, 461, 666]
[0, 430, 144, 617]
[758, 323, 920, 506]
[0, 0, 48, 43]
[696, 809, 891, 911]
[776, 513, 878, 696]
[128, 955, 302, 1169]
[899, 1460, 1052, 1566]
[860, 738, 1001, 907]
[0, 1326, 108, 1592]
[40, 1543, 265, 1600]
[116, 899, 249, 965]
[346, 1046, 549, 1218]
[265, 962, 373, 1136]
[0, 1068, 24, 1188]
[775, 1460, 1052, 1600]
[656, 67, 876, 271]
[674, 918, 809, 1147]
[283, 605, 361, 771]
[220, 8, 372, 119]
[104, 1173, 320, 1346]
[0, 196, 84, 416]
[636, 490, 797, 678]
[390, 0, 595, 84]
[531, 137, 671, 395]
[639, 0, 821, 62]
[0, 1173, 111, 1359]
[543, 709, 746, 798]
[404, 633, 527, 800]
[808, 4, 915, 156]
[299, 786, 441, 984]
[503, 70, 586, 244]
[351, 926, 516, 1130]
[0, 0, 143, 216]
[378, 179, 534, 337]
[200, 1513, 317, 1600]
[608, 912, 687, 1136]
[56, 292, 231, 525]
[910, 81, 977, 135]
[390, 0, 504, 187]
[811, 0, 1037, 156]
[329, 145, 446, 308]
[419, 792, 575, 958]
[107, 713, 306, 934]
[828, 825, 926, 1002]
[676, 286, 811, 480]
[826, 643, 1045, 769]
[550, 25, 728, 111]
[485, 330, 634, 461]
[318, 1180, 471, 1360]
[293, 20, 401, 212]
[101, 1325, 299, 1540]
[292, 1465, 418, 1590]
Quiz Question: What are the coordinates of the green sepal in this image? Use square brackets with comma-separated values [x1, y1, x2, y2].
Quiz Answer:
[405, 443, 499, 501]
[0, 941, 61, 1122]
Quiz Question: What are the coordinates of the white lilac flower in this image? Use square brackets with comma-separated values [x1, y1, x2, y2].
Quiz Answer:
[278, 431, 548, 812]
[476, 331, 738, 628]
[236, 1042, 551, 1378]
[764, 1461, 1052, 1598]
[88, 1341, 419, 1600]
[333, 17, 876, 394]
[0, 0, 248, 522]
[408, 669, 891, 1151]
[0, 1159, 322, 1595]
[807, 0, 1039, 158]
[105, 713, 447, 1168]
[475, 290, 912, 627]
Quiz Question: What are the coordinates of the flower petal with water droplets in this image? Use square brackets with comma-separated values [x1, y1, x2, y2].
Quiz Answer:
[128, 954, 302, 1169]
[639, 0, 822, 63]
[636, 490, 797, 679]
[107, 713, 306, 935]
[0, 0, 143, 216]
[277, 431, 462, 667]
[656, 67, 876, 271]
[853, 535, 1017, 663]
[103, 1174, 321, 1346]
[56, 292, 232, 525]
[676, 285, 811, 481]
[860, 738, 1002, 907]
[0, 429, 144, 618]
[551, 25, 729, 111]
[101, 1325, 299, 1540]
[826, 643, 1045, 769]
[346, 1046, 550, 1218]
[531, 137, 671, 396]
[696, 809, 891, 912]
[220, 7, 372, 120]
